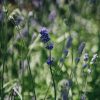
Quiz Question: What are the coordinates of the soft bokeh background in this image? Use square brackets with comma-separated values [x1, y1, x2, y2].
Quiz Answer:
[0, 0, 100, 100]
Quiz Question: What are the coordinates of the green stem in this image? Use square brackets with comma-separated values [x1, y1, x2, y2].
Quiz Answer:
[27, 58, 36, 100]
[1, 62, 4, 100]
[22, 61, 24, 100]
[49, 51, 56, 100]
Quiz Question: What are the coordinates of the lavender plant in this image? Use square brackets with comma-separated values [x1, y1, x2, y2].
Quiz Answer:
[40, 27, 56, 100]
[0, 0, 100, 100]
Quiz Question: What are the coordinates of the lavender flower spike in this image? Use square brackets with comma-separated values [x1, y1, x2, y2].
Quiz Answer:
[78, 42, 85, 55]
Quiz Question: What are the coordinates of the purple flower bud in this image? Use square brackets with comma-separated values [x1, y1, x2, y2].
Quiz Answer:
[84, 53, 89, 61]
[78, 42, 85, 55]
[47, 57, 54, 65]
[63, 49, 68, 57]
[46, 42, 53, 50]
[66, 36, 73, 49]
[75, 57, 80, 64]
[40, 27, 48, 35]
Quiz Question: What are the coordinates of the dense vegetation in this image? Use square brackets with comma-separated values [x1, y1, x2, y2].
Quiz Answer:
[0, 0, 100, 100]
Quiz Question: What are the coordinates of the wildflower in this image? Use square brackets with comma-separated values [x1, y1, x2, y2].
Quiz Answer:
[40, 27, 50, 43]
[84, 53, 89, 61]
[78, 42, 85, 55]
[66, 36, 73, 49]
[75, 57, 80, 64]
[47, 57, 54, 65]
[45, 42, 53, 50]
[90, 54, 98, 64]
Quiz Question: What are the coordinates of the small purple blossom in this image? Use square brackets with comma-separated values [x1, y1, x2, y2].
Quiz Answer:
[75, 57, 80, 64]
[66, 36, 73, 49]
[78, 42, 85, 55]
[47, 57, 54, 65]
[84, 53, 89, 61]
[63, 49, 68, 57]
[46, 42, 53, 50]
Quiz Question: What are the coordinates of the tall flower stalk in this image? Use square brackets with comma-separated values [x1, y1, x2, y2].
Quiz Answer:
[40, 27, 56, 100]
[49, 51, 56, 100]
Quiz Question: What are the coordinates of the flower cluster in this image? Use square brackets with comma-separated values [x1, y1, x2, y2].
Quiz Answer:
[40, 27, 54, 65]
[40, 27, 54, 50]
[40, 27, 50, 43]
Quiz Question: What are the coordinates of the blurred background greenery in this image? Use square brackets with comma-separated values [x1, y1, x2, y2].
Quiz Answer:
[0, 0, 100, 100]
